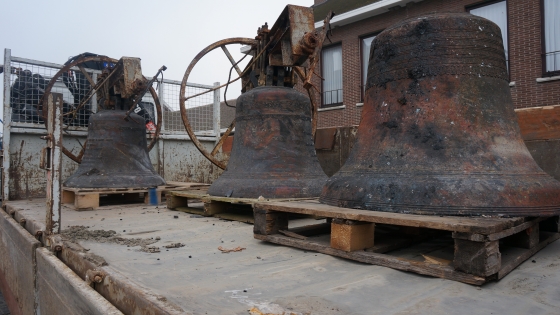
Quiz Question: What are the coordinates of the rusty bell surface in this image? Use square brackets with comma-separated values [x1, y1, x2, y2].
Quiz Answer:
[320, 13, 560, 217]
[64, 111, 165, 188]
[208, 86, 327, 198]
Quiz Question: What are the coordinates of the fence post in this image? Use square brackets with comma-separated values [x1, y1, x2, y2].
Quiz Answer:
[157, 82, 165, 177]
[213, 82, 221, 145]
[3, 48, 12, 201]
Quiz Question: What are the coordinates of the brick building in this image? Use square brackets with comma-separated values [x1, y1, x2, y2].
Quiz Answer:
[312, 0, 560, 128]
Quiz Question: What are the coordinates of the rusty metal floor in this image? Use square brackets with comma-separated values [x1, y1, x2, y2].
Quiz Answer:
[7, 199, 560, 315]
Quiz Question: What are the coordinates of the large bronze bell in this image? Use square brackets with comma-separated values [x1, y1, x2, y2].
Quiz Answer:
[208, 86, 327, 198]
[320, 13, 560, 217]
[64, 110, 165, 188]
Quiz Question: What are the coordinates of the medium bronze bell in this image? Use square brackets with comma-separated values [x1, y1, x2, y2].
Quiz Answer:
[208, 86, 327, 198]
[320, 13, 560, 217]
[64, 110, 165, 188]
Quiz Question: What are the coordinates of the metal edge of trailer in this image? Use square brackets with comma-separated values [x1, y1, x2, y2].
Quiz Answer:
[4, 203, 186, 315]
[35, 247, 123, 315]
[0, 206, 40, 315]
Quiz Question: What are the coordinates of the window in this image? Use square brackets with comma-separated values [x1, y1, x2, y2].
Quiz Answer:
[321, 45, 343, 107]
[361, 35, 376, 101]
[543, 0, 560, 75]
[469, 1, 509, 70]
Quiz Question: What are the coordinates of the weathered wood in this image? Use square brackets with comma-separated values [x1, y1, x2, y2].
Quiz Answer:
[515, 105, 560, 141]
[166, 195, 190, 210]
[253, 208, 288, 235]
[204, 201, 228, 215]
[143, 191, 162, 205]
[255, 201, 523, 234]
[498, 232, 560, 279]
[75, 194, 99, 210]
[503, 224, 540, 249]
[173, 206, 206, 216]
[331, 220, 375, 252]
[453, 239, 501, 277]
[289, 223, 331, 237]
[62, 190, 75, 204]
[452, 217, 547, 242]
[254, 233, 486, 285]
[213, 212, 254, 224]
[279, 230, 308, 240]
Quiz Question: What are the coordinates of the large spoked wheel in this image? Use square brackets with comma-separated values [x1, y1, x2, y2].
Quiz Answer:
[180, 38, 257, 170]
[40, 55, 163, 164]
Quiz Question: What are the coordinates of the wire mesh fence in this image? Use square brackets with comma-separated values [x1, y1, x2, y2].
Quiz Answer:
[3, 52, 221, 137]
[159, 79, 217, 134]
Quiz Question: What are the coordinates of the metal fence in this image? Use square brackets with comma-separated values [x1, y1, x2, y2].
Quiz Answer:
[2, 48, 227, 200]
[2, 49, 224, 136]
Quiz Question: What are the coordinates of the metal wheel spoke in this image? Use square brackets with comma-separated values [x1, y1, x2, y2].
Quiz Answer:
[78, 65, 95, 86]
[221, 46, 242, 76]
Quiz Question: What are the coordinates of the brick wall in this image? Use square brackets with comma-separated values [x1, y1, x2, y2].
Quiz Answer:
[313, 0, 560, 128]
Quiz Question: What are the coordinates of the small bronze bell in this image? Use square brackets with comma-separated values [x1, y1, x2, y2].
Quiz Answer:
[208, 86, 327, 198]
[320, 13, 560, 217]
[64, 110, 165, 188]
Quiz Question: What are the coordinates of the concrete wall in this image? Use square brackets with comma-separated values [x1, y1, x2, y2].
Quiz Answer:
[6, 129, 224, 200]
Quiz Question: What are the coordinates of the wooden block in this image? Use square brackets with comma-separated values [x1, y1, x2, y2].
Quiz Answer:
[540, 216, 560, 233]
[62, 190, 75, 204]
[253, 207, 288, 235]
[204, 201, 228, 215]
[74, 194, 99, 210]
[331, 219, 375, 252]
[453, 239, 501, 277]
[503, 224, 540, 249]
[166, 195, 189, 210]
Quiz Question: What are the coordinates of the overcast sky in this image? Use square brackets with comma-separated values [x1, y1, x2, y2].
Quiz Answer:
[0, 0, 314, 121]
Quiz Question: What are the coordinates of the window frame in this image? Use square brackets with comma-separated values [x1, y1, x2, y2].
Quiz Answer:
[320, 43, 344, 108]
[467, 0, 511, 80]
[359, 32, 380, 102]
[541, 0, 560, 77]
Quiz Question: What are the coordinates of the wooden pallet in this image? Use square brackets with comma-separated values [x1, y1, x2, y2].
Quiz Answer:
[253, 200, 560, 285]
[166, 190, 316, 224]
[62, 182, 209, 210]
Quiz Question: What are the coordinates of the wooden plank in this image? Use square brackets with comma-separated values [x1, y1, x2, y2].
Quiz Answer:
[453, 239, 501, 277]
[254, 234, 486, 285]
[331, 219, 375, 252]
[453, 217, 547, 242]
[255, 201, 522, 234]
[515, 105, 560, 141]
[498, 232, 560, 279]
[279, 230, 308, 240]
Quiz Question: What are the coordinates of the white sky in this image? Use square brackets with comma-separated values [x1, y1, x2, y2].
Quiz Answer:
[0, 0, 314, 121]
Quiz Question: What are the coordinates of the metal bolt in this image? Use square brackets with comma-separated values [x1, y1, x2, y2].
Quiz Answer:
[93, 275, 103, 283]
[54, 245, 63, 252]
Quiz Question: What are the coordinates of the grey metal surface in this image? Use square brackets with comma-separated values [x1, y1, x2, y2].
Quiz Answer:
[7, 199, 560, 315]
[36, 247, 123, 315]
[0, 207, 40, 315]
